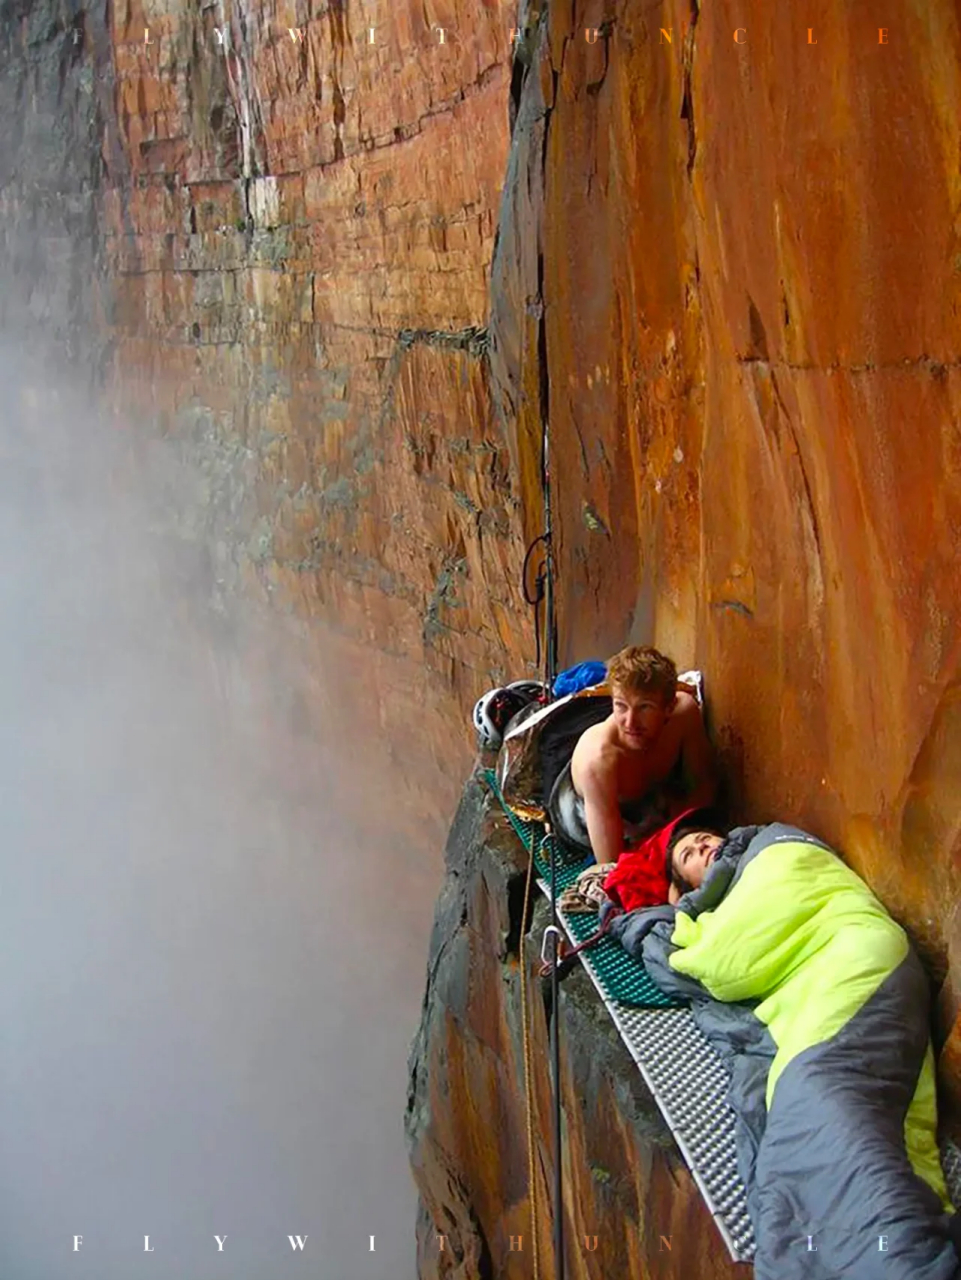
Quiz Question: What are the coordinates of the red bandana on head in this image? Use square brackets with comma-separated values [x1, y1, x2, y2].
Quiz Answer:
[603, 807, 701, 913]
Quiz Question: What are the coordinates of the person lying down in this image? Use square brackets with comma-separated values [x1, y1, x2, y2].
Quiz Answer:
[557, 805, 723, 915]
[602, 815, 960, 1280]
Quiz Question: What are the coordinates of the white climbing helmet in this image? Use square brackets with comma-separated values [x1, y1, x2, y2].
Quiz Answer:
[472, 686, 531, 749]
[506, 679, 549, 705]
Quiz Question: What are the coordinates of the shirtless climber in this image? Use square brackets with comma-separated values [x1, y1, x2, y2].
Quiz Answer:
[553, 646, 718, 865]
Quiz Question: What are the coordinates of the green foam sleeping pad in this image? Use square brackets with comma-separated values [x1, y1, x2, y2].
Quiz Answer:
[483, 769, 683, 1009]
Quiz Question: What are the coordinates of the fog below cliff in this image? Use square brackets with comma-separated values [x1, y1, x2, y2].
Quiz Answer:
[0, 346, 437, 1279]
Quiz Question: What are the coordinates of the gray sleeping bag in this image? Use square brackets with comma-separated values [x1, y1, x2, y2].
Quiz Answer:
[605, 823, 960, 1280]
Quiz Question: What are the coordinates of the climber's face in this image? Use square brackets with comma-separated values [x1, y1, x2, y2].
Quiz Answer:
[611, 684, 675, 751]
[671, 831, 724, 889]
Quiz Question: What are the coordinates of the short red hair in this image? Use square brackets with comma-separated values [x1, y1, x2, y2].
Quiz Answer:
[606, 645, 677, 701]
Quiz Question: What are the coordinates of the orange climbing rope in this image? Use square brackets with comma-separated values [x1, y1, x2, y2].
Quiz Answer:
[518, 828, 542, 1280]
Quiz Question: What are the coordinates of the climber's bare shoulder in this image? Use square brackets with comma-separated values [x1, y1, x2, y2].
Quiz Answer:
[570, 718, 620, 798]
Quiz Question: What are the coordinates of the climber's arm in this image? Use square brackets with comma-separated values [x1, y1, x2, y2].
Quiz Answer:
[579, 755, 624, 867]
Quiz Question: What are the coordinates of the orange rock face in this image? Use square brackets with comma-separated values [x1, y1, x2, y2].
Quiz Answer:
[91, 0, 539, 841]
[4, 0, 961, 1270]
[491, 3, 961, 1115]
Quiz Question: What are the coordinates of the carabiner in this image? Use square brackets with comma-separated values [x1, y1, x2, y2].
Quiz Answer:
[538, 924, 565, 976]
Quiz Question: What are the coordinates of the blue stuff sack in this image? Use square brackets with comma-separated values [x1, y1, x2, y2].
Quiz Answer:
[553, 660, 608, 698]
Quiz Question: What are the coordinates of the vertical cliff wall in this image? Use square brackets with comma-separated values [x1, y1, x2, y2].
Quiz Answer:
[0, 0, 537, 840]
[4, 2, 960, 908]
[4, 0, 961, 1275]
[489, 0, 961, 1085]
[413, 1, 961, 1274]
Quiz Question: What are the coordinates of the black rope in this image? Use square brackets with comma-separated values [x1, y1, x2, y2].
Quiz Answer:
[521, 534, 548, 669]
[534, 391, 565, 1279]
[519, 430, 564, 1279]
[518, 273, 563, 1280]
